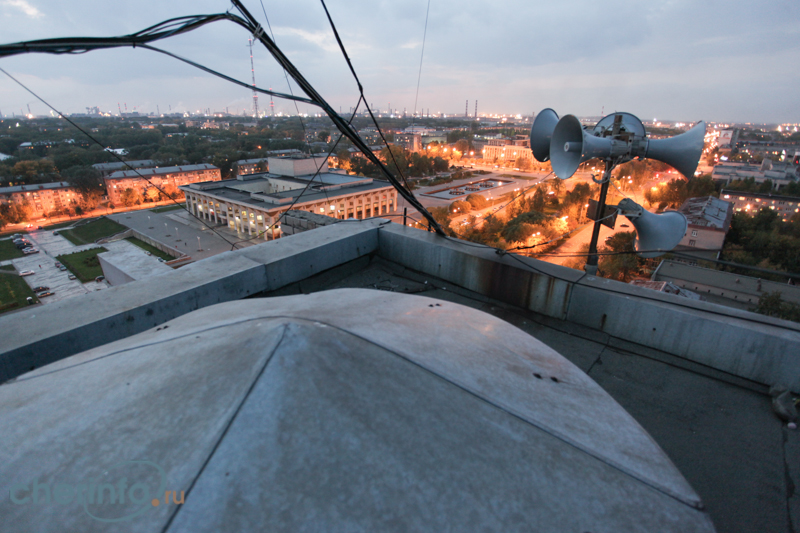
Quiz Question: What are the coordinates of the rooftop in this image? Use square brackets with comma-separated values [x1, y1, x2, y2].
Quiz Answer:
[0, 181, 72, 194]
[678, 196, 733, 230]
[183, 171, 392, 209]
[106, 164, 218, 180]
[721, 188, 800, 203]
[91, 159, 156, 171]
[0, 221, 798, 532]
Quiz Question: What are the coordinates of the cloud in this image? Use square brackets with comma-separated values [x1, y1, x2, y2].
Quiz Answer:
[2, 0, 42, 18]
[271, 27, 340, 53]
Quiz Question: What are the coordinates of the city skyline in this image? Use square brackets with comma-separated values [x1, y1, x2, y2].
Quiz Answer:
[1, 0, 799, 123]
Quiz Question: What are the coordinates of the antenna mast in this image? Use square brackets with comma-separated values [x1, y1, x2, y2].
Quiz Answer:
[249, 38, 259, 118]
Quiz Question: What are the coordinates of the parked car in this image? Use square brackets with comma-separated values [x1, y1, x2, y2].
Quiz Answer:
[32, 286, 49, 292]
[95, 275, 105, 282]
[26, 297, 34, 305]
[68, 274, 76, 280]
[19, 270, 35, 276]
[36, 291, 54, 298]
[53, 231, 59, 235]
[37, 226, 43, 229]
[11, 233, 22, 239]
[22, 248, 39, 255]
[59, 266, 67, 271]
[54, 261, 61, 267]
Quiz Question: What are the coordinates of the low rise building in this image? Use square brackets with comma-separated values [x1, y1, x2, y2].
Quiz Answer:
[674, 196, 733, 260]
[235, 150, 304, 176]
[394, 133, 421, 152]
[104, 164, 220, 205]
[652, 259, 800, 311]
[181, 155, 397, 239]
[482, 136, 533, 165]
[0, 181, 79, 218]
[720, 189, 800, 222]
[711, 159, 800, 190]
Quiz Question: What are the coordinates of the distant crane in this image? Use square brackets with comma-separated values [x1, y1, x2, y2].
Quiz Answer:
[118, 103, 122, 115]
[269, 87, 274, 116]
[248, 38, 259, 118]
[27, 104, 31, 116]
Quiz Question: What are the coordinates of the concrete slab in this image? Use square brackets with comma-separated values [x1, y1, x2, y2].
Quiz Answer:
[587, 346, 786, 533]
[256, 256, 796, 533]
[0, 291, 713, 532]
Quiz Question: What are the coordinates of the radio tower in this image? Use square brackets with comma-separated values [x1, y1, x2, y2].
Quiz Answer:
[248, 38, 259, 118]
[465, 100, 468, 118]
[474, 100, 477, 119]
[269, 89, 274, 116]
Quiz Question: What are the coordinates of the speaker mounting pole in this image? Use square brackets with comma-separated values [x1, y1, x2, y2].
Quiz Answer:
[584, 159, 615, 275]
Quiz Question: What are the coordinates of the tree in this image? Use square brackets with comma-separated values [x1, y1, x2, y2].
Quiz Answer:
[598, 231, 641, 281]
[13, 160, 58, 184]
[335, 149, 351, 171]
[502, 222, 537, 244]
[450, 200, 472, 215]
[465, 193, 488, 210]
[317, 131, 331, 143]
[79, 190, 101, 212]
[755, 291, 800, 323]
[62, 166, 102, 194]
[120, 188, 138, 207]
[380, 145, 409, 180]
[432, 157, 448, 173]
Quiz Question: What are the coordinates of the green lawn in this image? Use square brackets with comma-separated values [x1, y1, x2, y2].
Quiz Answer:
[125, 237, 174, 261]
[56, 247, 108, 282]
[0, 264, 16, 272]
[59, 218, 127, 245]
[0, 270, 38, 314]
[0, 240, 25, 261]
[42, 220, 78, 230]
[499, 173, 538, 181]
[150, 203, 186, 213]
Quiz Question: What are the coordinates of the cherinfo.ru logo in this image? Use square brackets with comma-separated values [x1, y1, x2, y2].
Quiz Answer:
[9, 460, 184, 523]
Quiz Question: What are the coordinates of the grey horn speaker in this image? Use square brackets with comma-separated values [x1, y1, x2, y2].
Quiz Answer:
[645, 121, 706, 179]
[617, 199, 688, 258]
[530, 108, 559, 162]
[550, 115, 626, 179]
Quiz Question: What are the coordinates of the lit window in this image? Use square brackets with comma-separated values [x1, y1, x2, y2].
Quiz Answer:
[691, 230, 697, 237]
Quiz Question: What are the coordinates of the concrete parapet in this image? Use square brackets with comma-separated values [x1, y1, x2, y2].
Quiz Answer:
[1, 219, 798, 390]
[377, 224, 800, 390]
[280, 209, 340, 236]
[0, 221, 382, 383]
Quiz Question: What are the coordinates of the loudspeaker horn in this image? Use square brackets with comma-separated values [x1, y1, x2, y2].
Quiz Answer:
[617, 198, 687, 258]
[549, 115, 629, 179]
[530, 108, 559, 162]
[645, 121, 706, 179]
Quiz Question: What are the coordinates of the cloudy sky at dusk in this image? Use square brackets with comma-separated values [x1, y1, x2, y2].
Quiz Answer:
[1, 0, 798, 123]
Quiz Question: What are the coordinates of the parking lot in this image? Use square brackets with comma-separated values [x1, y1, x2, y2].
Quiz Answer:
[10, 230, 109, 304]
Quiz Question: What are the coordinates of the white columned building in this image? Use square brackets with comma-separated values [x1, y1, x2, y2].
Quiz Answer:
[180, 155, 398, 239]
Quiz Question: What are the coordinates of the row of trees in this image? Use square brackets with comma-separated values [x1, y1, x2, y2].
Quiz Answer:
[642, 175, 717, 210]
[338, 146, 449, 179]
[723, 208, 800, 274]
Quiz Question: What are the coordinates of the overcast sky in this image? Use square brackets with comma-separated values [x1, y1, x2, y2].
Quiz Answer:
[1, 0, 799, 123]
